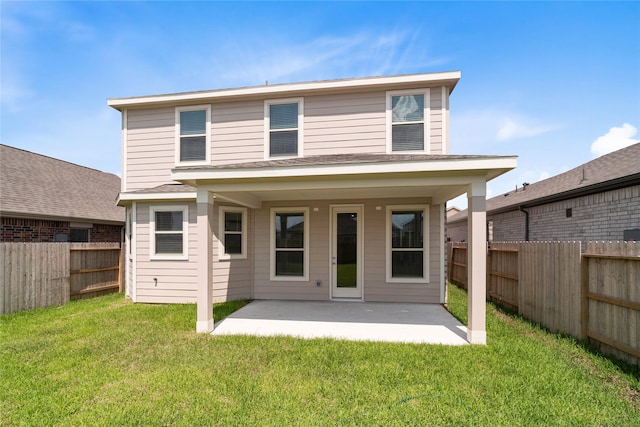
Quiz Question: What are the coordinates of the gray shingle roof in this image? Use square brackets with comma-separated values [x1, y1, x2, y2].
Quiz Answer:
[125, 183, 196, 194]
[174, 153, 513, 170]
[448, 143, 640, 223]
[0, 145, 125, 223]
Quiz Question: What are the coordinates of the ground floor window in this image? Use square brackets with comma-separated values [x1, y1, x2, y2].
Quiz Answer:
[386, 205, 429, 283]
[218, 206, 247, 260]
[149, 205, 189, 260]
[270, 207, 309, 281]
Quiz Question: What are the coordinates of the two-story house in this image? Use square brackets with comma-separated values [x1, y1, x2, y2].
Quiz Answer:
[109, 71, 517, 344]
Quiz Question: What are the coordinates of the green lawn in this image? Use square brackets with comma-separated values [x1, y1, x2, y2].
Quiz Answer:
[1, 285, 638, 426]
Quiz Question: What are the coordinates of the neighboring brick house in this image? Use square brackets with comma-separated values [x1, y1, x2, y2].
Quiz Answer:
[447, 143, 640, 243]
[0, 144, 125, 243]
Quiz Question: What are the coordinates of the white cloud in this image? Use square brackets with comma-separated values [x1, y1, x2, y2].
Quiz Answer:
[212, 29, 450, 87]
[451, 109, 559, 151]
[496, 115, 557, 141]
[590, 123, 639, 158]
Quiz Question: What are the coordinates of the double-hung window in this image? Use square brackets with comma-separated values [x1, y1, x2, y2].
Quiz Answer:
[218, 207, 247, 260]
[386, 90, 429, 153]
[270, 207, 309, 281]
[265, 98, 303, 158]
[175, 105, 211, 165]
[386, 205, 429, 283]
[150, 205, 189, 260]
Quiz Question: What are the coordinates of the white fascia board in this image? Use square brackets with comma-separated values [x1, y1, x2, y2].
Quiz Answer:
[171, 157, 517, 182]
[107, 71, 461, 110]
[193, 175, 497, 195]
[117, 191, 197, 204]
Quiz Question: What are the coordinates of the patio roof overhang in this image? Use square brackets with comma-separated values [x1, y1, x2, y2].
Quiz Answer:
[175, 153, 517, 345]
[170, 154, 517, 207]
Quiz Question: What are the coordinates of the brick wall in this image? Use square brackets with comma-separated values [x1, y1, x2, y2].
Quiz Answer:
[90, 223, 123, 242]
[527, 184, 640, 241]
[491, 209, 526, 241]
[446, 183, 640, 242]
[0, 217, 122, 243]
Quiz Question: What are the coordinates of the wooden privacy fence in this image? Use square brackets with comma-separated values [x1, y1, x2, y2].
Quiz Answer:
[1, 242, 122, 315]
[447, 241, 640, 366]
[581, 242, 640, 365]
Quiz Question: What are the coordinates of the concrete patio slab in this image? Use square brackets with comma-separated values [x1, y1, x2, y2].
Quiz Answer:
[212, 300, 469, 345]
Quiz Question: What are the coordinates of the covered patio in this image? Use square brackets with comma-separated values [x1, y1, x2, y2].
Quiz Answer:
[212, 300, 468, 345]
[171, 153, 517, 345]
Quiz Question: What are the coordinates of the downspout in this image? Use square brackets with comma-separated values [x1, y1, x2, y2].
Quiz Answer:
[519, 206, 530, 241]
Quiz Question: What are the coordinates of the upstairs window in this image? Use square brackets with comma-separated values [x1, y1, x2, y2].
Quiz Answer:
[265, 98, 303, 158]
[175, 105, 211, 164]
[386, 91, 429, 153]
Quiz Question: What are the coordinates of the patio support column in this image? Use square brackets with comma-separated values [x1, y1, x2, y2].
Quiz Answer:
[467, 181, 487, 345]
[196, 189, 214, 333]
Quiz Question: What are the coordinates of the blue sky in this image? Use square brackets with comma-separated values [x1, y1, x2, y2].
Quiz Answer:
[2, 1, 639, 208]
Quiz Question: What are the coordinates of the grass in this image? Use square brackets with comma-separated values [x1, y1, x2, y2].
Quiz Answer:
[1, 285, 638, 426]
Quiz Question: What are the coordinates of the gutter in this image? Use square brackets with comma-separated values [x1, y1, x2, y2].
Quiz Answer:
[519, 206, 530, 241]
[507, 173, 640, 214]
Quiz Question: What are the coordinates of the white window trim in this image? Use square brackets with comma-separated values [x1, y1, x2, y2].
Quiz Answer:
[264, 97, 304, 160]
[270, 207, 309, 281]
[385, 89, 430, 154]
[386, 204, 429, 283]
[175, 105, 211, 166]
[218, 206, 247, 260]
[149, 205, 189, 261]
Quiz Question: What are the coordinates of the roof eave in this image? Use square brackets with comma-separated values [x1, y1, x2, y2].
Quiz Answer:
[0, 211, 125, 225]
[447, 172, 640, 223]
[117, 191, 197, 205]
[107, 71, 461, 110]
[518, 172, 640, 210]
[170, 156, 517, 184]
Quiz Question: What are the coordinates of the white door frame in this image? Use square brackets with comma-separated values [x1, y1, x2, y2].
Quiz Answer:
[330, 204, 364, 299]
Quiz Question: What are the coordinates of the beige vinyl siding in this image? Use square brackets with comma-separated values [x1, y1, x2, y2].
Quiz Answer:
[429, 88, 444, 154]
[211, 100, 264, 165]
[304, 92, 386, 155]
[134, 202, 198, 303]
[126, 108, 176, 191]
[212, 204, 253, 302]
[252, 198, 442, 303]
[125, 102, 265, 191]
[363, 200, 441, 303]
[123, 87, 450, 192]
[253, 201, 329, 300]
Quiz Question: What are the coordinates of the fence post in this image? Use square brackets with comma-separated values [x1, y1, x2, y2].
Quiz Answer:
[580, 250, 589, 340]
[486, 247, 492, 301]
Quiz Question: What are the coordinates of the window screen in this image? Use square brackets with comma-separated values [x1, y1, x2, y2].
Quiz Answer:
[180, 110, 206, 161]
[155, 211, 184, 254]
[269, 103, 298, 157]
